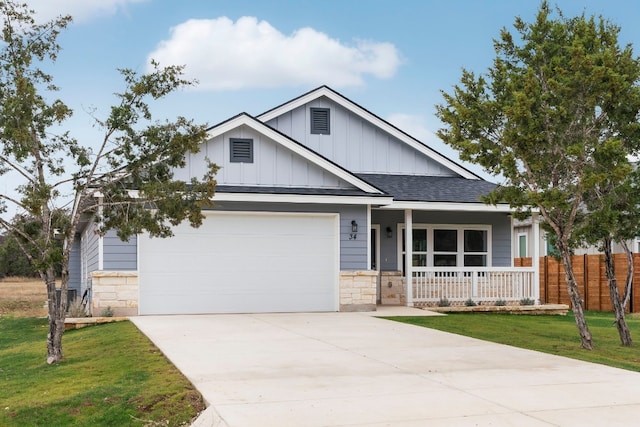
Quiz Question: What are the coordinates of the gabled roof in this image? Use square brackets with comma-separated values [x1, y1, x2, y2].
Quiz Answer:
[205, 113, 384, 195]
[257, 85, 481, 180]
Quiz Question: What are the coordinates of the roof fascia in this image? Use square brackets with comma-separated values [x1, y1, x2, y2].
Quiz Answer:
[256, 86, 480, 180]
[214, 192, 394, 206]
[206, 114, 383, 194]
[378, 201, 514, 212]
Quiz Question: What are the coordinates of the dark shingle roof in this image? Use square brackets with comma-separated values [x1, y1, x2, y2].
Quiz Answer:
[356, 174, 497, 203]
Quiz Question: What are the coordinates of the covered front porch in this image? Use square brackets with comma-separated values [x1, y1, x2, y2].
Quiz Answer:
[369, 206, 540, 307]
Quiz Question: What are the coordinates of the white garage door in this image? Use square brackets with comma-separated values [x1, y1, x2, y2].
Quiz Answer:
[138, 211, 339, 314]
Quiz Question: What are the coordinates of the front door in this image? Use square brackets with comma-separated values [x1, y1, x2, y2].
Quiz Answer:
[371, 226, 381, 304]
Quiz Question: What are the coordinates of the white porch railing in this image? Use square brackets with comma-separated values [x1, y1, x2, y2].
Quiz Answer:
[412, 267, 537, 303]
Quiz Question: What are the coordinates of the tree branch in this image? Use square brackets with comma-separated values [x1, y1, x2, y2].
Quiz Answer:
[0, 193, 28, 211]
[0, 154, 36, 184]
[0, 216, 42, 251]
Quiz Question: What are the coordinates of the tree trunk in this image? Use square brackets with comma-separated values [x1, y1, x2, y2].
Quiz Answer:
[45, 266, 66, 364]
[620, 240, 634, 312]
[558, 243, 594, 350]
[603, 238, 632, 346]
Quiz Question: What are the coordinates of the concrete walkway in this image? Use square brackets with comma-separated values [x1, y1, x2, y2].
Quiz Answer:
[131, 309, 640, 427]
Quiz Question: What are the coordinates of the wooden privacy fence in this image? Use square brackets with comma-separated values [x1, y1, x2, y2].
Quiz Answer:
[515, 254, 640, 312]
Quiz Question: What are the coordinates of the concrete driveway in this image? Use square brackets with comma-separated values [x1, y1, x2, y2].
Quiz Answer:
[131, 308, 640, 427]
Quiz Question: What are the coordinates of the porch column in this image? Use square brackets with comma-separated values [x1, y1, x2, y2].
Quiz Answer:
[532, 212, 541, 304]
[405, 209, 413, 306]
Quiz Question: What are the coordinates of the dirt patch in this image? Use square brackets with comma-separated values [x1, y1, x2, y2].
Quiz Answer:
[0, 277, 48, 317]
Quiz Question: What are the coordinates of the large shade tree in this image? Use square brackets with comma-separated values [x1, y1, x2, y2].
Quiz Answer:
[436, 1, 640, 350]
[0, 1, 218, 363]
[579, 164, 640, 346]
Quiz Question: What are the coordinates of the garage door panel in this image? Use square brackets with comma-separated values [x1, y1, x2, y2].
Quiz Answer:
[139, 212, 338, 314]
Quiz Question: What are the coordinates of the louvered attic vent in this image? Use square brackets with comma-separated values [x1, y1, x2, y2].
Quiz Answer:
[230, 138, 254, 163]
[310, 108, 330, 135]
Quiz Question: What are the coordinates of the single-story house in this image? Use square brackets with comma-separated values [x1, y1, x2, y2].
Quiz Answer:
[70, 86, 540, 316]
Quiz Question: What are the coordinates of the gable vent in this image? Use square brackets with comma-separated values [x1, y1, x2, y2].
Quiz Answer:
[310, 108, 330, 135]
[230, 138, 254, 163]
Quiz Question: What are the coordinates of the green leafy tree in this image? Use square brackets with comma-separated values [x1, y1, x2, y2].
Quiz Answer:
[0, 1, 217, 364]
[436, 2, 640, 350]
[0, 211, 68, 277]
[579, 164, 640, 346]
[0, 231, 37, 277]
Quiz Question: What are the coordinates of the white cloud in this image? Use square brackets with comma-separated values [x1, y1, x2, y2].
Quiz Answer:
[24, 0, 148, 23]
[147, 16, 403, 90]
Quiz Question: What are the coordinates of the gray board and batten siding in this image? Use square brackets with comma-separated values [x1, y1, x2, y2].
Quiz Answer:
[173, 124, 357, 190]
[103, 230, 137, 270]
[83, 220, 100, 277]
[68, 238, 81, 294]
[74, 220, 138, 293]
[264, 97, 458, 177]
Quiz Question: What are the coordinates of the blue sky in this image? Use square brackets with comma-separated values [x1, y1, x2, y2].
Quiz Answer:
[8, 0, 640, 195]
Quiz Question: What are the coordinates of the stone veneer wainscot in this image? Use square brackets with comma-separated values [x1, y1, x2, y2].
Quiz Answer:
[339, 270, 377, 312]
[91, 271, 139, 317]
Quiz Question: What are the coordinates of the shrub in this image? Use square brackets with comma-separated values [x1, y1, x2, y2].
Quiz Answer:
[68, 297, 88, 317]
[519, 297, 535, 306]
[100, 306, 115, 317]
[495, 299, 507, 306]
[464, 298, 477, 307]
[437, 297, 451, 307]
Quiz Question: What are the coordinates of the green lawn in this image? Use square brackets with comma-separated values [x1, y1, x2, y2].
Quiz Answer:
[390, 311, 640, 372]
[0, 317, 204, 426]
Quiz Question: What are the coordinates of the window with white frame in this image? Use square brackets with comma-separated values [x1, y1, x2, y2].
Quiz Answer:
[401, 228, 428, 275]
[517, 233, 528, 258]
[464, 229, 488, 266]
[399, 225, 491, 275]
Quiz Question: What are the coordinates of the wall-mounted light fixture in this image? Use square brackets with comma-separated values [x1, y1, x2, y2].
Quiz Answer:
[350, 220, 358, 240]
[386, 226, 393, 238]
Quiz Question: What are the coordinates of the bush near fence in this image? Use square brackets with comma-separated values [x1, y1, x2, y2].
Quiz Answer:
[515, 254, 640, 313]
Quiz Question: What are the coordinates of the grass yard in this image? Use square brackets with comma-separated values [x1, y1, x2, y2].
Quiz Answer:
[0, 317, 205, 426]
[0, 278, 205, 426]
[0, 277, 48, 317]
[391, 311, 640, 372]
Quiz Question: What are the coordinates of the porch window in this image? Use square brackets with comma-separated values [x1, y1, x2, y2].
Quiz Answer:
[401, 228, 428, 275]
[398, 224, 491, 275]
[464, 229, 488, 266]
[433, 229, 457, 266]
